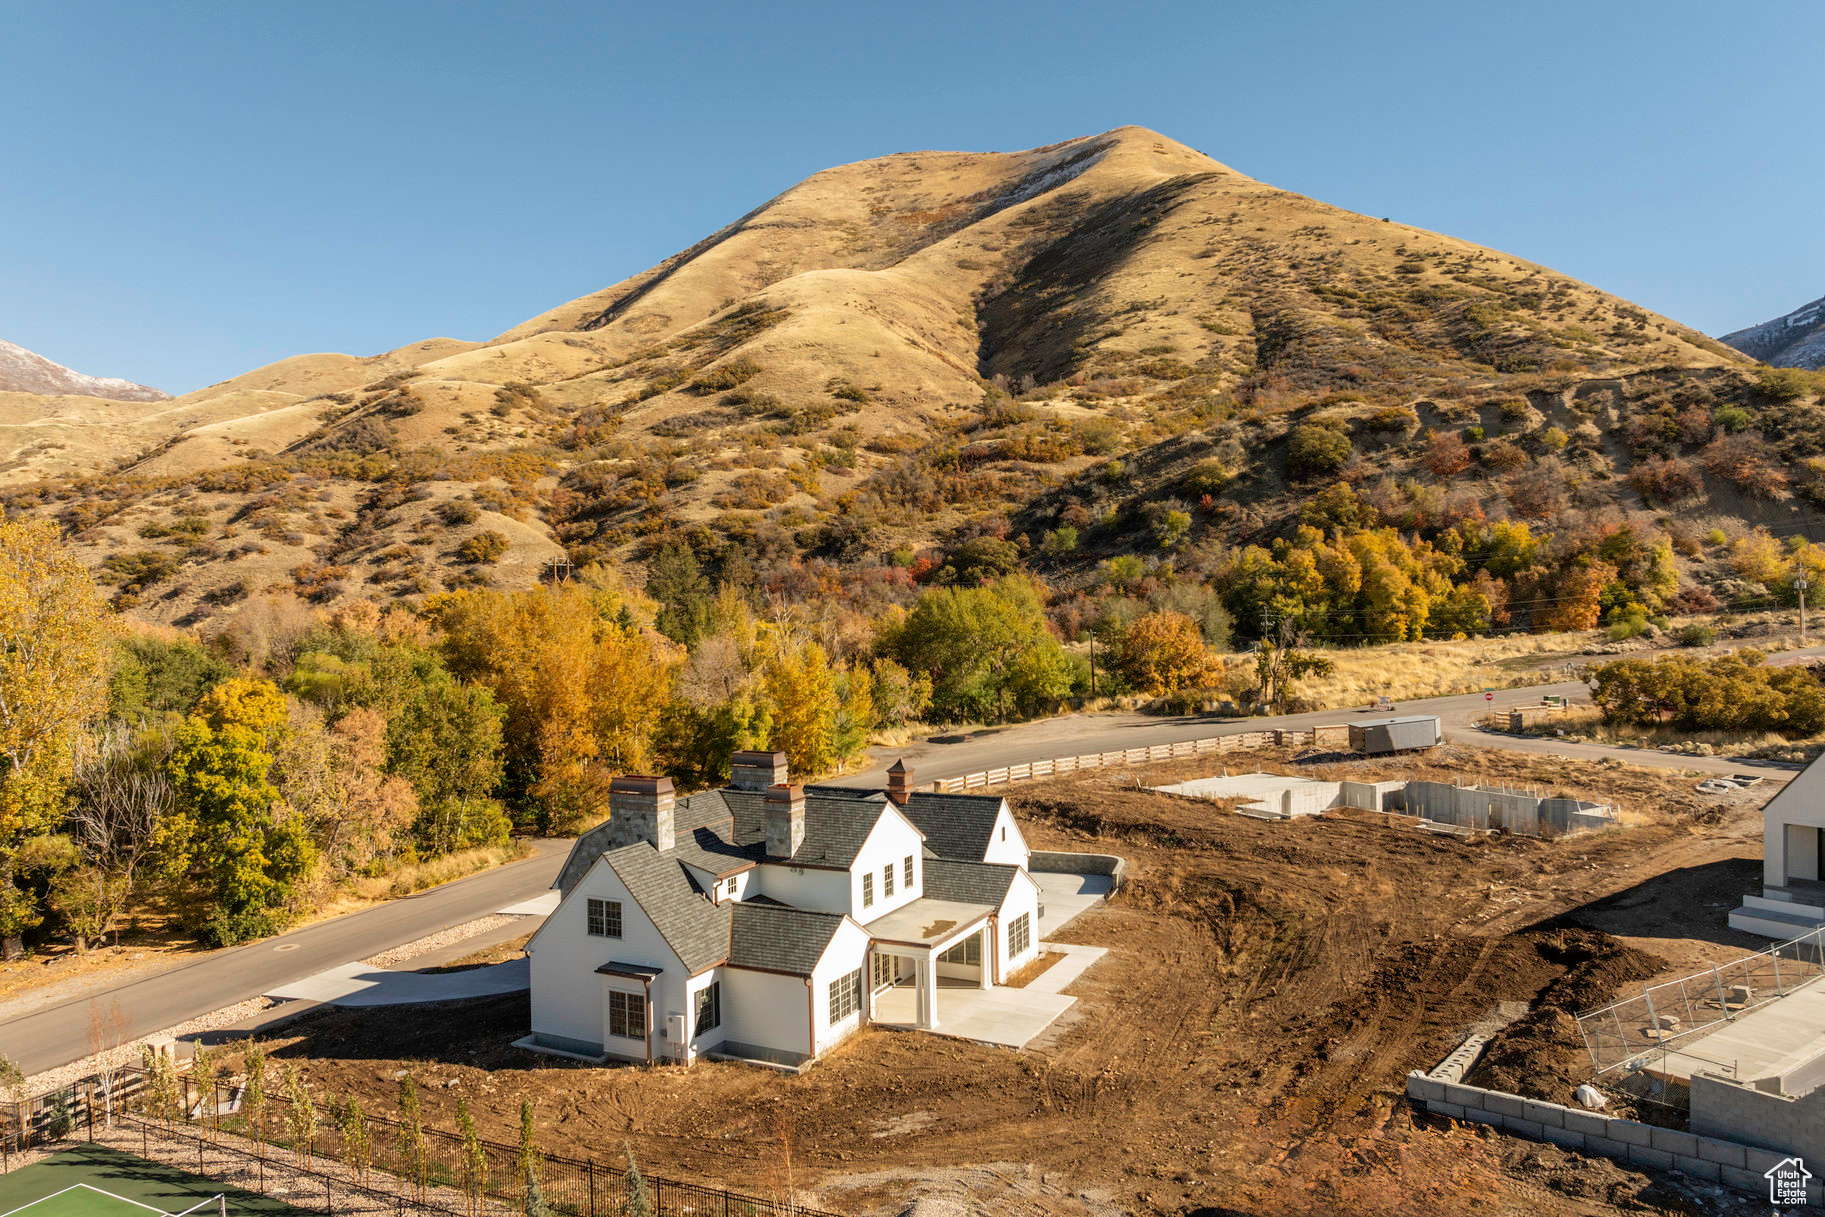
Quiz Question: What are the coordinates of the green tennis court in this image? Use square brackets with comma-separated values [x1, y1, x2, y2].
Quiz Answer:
[0, 1145, 310, 1216]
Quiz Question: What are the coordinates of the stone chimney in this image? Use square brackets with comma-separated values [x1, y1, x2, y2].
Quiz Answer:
[609, 775, 675, 852]
[730, 749, 789, 792]
[887, 758, 915, 806]
[764, 783, 806, 860]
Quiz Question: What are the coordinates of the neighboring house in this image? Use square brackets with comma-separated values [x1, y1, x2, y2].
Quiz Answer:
[1731, 754, 1825, 938]
[523, 753, 1042, 1067]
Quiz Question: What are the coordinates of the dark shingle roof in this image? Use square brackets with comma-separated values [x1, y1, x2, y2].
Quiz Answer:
[599, 843, 731, 973]
[921, 858, 1019, 907]
[719, 789, 897, 867]
[900, 791, 1006, 862]
[556, 790, 748, 895]
[727, 903, 847, 976]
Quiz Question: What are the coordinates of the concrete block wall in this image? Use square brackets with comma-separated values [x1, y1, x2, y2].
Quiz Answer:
[1691, 1072, 1825, 1169]
[1029, 851, 1127, 892]
[1407, 1073, 1822, 1202]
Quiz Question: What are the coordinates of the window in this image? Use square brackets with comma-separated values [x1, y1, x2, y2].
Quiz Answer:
[871, 953, 896, 990]
[904, 855, 914, 888]
[587, 898, 622, 938]
[1001, 826, 1006, 841]
[940, 935, 981, 965]
[862, 872, 874, 908]
[1008, 912, 1031, 958]
[828, 967, 863, 1024]
[608, 990, 645, 1039]
[883, 863, 894, 898]
[694, 982, 721, 1035]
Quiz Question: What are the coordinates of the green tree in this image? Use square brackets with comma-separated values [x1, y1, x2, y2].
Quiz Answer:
[1286, 423, 1352, 479]
[517, 1100, 543, 1210]
[624, 1142, 653, 1217]
[646, 544, 712, 647]
[0, 520, 113, 958]
[107, 634, 232, 724]
[879, 577, 1068, 722]
[164, 679, 315, 946]
[283, 1063, 316, 1164]
[334, 1095, 371, 1185]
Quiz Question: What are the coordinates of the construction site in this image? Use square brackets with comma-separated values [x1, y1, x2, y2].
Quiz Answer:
[209, 741, 1790, 1217]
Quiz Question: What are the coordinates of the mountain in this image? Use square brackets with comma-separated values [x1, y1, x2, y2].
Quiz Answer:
[0, 339, 169, 402]
[1722, 295, 1825, 369]
[1, 125, 1810, 628]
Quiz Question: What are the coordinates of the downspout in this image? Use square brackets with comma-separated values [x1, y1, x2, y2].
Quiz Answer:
[642, 976, 653, 1065]
[990, 914, 1000, 985]
[805, 977, 816, 1060]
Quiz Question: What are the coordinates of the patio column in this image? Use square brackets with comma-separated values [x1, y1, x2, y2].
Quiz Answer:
[977, 925, 993, 990]
[916, 956, 939, 1030]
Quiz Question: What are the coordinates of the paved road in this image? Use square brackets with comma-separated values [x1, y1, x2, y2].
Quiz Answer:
[838, 665, 1821, 788]
[0, 840, 567, 1075]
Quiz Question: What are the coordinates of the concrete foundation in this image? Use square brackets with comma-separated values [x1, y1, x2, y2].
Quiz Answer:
[1152, 772, 1617, 837]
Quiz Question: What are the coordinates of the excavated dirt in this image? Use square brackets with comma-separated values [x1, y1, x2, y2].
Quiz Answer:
[255, 747, 1772, 1216]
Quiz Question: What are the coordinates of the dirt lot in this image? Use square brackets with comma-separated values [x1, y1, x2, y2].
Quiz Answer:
[244, 745, 1775, 1216]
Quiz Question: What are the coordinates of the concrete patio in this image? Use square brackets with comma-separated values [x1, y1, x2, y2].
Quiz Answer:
[1034, 870, 1113, 941]
[264, 957, 531, 1006]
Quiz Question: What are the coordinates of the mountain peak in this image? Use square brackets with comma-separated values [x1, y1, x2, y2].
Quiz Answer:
[1722, 295, 1825, 369]
[0, 340, 169, 402]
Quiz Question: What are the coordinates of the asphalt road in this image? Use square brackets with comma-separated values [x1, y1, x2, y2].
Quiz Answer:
[0, 840, 567, 1075]
[837, 663, 1822, 788]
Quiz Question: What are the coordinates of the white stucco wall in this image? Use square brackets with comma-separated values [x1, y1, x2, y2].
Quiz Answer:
[982, 802, 1031, 870]
[996, 870, 1041, 982]
[811, 919, 874, 1054]
[851, 809, 924, 924]
[528, 859, 684, 1057]
[720, 967, 812, 1063]
[751, 862, 851, 913]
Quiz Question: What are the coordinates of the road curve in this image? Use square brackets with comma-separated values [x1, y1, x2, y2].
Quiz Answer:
[0, 840, 567, 1076]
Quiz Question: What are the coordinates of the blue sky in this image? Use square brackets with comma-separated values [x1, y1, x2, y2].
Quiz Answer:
[3, 1, 1820, 394]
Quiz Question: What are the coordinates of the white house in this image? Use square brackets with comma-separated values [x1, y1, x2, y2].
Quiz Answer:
[522, 752, 1042, 1067]
[1731, 754, 1825, 939]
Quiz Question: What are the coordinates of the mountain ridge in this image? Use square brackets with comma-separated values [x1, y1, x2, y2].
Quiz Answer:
[0, 338, 168, 402]
[1722, 294, 1825, 369]
[4, 125, 1815, 633]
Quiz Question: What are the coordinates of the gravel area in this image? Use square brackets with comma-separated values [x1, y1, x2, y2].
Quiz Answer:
[20, 995, 279, 1093]
[358, 914, 517, 968]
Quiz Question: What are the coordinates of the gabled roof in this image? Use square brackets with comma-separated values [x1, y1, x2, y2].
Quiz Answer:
[727, 902, 849, 976]
[719, 788, 902, 867]
[921, 857, 1020, 907]
[555, 790, 749, 895]
[900, 791, 1008, 862]
[598, 843, 731, 973]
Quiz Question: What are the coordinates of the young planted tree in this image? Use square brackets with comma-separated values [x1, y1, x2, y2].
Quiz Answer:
[87, 999, 132, 1126]
[282, 1063, 315, 1165]
[516, 1100, 542, 1207]
[333, 1095, 371, 1185]
[141, 1042, 179, 1127]
[457, 1099, 486, 1216]
[623, 1142, 652, 1217]
[242, 1041, 268, 1159]
[396, 1071, 426, 1202]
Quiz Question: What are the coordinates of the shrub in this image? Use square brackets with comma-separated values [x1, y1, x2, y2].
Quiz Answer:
[1675, 623, 1716, 647]
[101, 550, 178, 591]
[1757, 367, 1825, 402]
[1423, 429, 1472, 476]
[1286, 424, 1351, 479]
[1712, 405, 1754, 434]
[687, 359, 763, 394]
[457, 530, 509, 565]
[1628, 456, 1704, 503]
[438, 501, 480, 526]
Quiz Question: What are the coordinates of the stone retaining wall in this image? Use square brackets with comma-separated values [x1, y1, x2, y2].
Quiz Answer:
[1029, 850, 1127, 892]
[1406, 1072, 1820, 1202]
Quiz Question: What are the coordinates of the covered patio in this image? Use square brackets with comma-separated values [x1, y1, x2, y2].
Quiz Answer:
[865, 897, 995, 1031]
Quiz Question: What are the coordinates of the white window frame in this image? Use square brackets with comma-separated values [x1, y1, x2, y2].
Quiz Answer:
[587, 898, 622, 938]
[883, 863, 895, 898]
[862, 872, 874, 908]
[1008, 912, 1031, 957]
[828, 967, 863, 1023]
[607, 989, 645, 1040]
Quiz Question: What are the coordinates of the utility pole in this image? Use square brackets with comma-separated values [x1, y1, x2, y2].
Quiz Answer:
[1799, 575, 1810, 645]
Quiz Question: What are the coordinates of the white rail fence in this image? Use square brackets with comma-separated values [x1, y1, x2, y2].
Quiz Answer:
[927, 727, 1344, 794]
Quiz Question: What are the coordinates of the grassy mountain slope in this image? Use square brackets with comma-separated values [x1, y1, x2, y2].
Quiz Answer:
[8, 125, 1815, 629]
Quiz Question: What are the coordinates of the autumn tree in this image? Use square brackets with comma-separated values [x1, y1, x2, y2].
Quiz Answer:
[1116, 611, 1218, 696]
[1253, 622, 1334, 712]
[0, 520, 113, 958]
[163, 678, 315, 945]
[878, 576, 1071, 722]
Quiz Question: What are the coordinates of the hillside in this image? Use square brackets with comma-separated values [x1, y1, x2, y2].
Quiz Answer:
[6, 125, 1817, 635]
[0, 338, 168, 401]
[1723, 294, 1825, 369]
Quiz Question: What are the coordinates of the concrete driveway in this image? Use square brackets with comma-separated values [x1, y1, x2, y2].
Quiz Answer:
[264, 958, 530, 1007]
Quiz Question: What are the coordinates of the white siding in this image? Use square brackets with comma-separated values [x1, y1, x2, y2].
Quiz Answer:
[850, 808, 924, 924]
[721, 968, 812, 1062]
[680, 864, 751, 905]
[1764, 759, 1825, 887]
[996, 870, 1041, 982]
[982, 802, 1030, 869]
[750, 862, 851, 913]
[811, 919, 874, 1054]
[681, 969, 727, 1061]
[528, 860, 684, 1057]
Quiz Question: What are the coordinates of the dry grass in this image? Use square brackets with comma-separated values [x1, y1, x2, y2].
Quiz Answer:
[1508, 702, 1825, 760]
[1213, 631, 1596, 710]
[318, 841, 533, 914]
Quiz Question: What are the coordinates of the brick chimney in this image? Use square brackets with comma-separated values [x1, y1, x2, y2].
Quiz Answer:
[730, 749, 789, 792]
[609, 775, 675, 852]
[764, 783, 806, 860]
[887, 758, 915, 806]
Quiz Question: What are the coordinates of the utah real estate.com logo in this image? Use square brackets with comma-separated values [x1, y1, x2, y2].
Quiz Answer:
[1767, 1156, 1812, 1206]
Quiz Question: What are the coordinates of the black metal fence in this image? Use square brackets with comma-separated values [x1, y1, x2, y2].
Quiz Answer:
[6, 1064, 842, 1217]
